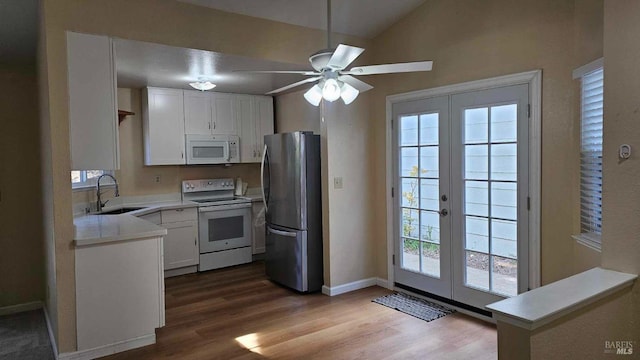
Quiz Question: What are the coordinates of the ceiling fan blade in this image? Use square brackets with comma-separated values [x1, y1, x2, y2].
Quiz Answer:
[266, 76, 322, 95]
[326, 44, 365, 70]
[347, 61, 433, 75]
[338, 75, 374, 93]
[234, 70, 320, 76]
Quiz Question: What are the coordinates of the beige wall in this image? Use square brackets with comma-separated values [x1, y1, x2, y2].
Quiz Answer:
[570, 0, 603, 274]
[274, 89, 321, 134]
[321, 97, 375, 287]
[368, 0, 578, 285]
[601, 0, 640, 344]
[0, 66, 44, 308]
[40, 0, 369, 352]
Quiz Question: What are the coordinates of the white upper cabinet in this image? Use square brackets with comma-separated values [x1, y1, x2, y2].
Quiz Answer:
[238, 95, 274, 163]
[67, 32, 119, 170]
[184, 90, 212, 134]
[143, 87, 186, 165]
[183, 92, 238, 136]
[211, 92, 237, 135]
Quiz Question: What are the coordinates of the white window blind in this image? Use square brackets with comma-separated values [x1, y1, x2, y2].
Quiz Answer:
[580, 68, 603, 237]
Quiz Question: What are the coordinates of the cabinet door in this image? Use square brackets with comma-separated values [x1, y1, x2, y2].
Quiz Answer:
[236, 95, 257, 163]
[254, 96, 275, 162]
[143, 88, 186, 165]
[163, 221, 198, 270]
[252, 202, 266, 254]
[184, 90, 212, 134]
[211, 93, 237, 135]
[67, 31, 119, 170]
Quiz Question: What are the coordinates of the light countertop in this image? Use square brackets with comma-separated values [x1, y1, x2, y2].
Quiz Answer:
[74, 215, 167, 247]
[74, 200, 197, 247]
[486, 267, 637, 330]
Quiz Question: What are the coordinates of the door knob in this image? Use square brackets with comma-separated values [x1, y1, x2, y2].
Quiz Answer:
[439, 209, 448, 216]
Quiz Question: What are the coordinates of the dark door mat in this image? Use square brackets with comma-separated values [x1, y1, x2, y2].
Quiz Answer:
[372, 292, 455, 322]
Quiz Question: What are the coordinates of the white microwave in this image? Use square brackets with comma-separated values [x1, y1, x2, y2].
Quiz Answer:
[185, 134, 240, 165]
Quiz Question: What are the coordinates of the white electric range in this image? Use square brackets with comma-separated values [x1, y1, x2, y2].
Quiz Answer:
[182, 178, 252, 272]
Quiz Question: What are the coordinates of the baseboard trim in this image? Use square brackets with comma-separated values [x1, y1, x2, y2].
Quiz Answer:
[322, 277, 388, 296]
[58, 334, 156, 360]
[43, 306, 60, 360]
[0, 300, 43, 316]
[376, 277, 390, 289]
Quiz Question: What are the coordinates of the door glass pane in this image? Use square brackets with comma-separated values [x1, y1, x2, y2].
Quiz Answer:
[400, 147, 419, 177]
[491, 219, 517, 259]
[421, 242, 440, 277]
[400, 178, 418, 207]
[420, 113, 439, 145]
[465, 145, 488, 180]
[401, 208, 419, 239]
[464, 108, 488, 144]
[420, 211, 440, 243]
[491, 104, 517, 143]
[400, 115, 418, 146]
[402, 238, 419, 272]
[465, 251, 489, 291]
[491, 143, 517, 181]
[491, 182, 517, 220]
[420, 146, 439, 177]
[465, 181, 488, 216]
[465, 216, 488, 253]
[492, 256, 517, 296]
[420, 179, 439, 211]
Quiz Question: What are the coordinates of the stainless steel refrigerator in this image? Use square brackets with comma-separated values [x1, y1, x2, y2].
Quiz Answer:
[261, 132, 323, 292]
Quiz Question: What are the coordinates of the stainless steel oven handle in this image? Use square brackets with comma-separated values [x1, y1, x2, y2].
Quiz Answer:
[267, 226, 297, 238]
[199, 203, 251, 212]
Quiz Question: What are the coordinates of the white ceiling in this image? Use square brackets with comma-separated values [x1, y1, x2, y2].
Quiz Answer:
[178, 0, 426, 39]
[115, 38, 311, 94]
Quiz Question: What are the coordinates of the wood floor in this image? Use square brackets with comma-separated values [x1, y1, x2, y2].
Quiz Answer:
[102, 262, 497, 360]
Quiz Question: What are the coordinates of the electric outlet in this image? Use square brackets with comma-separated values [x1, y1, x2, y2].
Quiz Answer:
[334, 177, 343, 189]
[154, 175, 161, 183]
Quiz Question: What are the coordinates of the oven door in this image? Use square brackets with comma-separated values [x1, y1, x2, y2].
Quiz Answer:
[198, 203, 251, 254]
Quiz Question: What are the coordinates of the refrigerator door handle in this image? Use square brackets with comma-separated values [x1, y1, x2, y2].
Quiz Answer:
[260, 144, 268, 212]
[267, 226, 297, 238]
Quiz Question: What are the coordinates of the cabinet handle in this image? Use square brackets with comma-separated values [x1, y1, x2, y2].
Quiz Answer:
[208, 123, 211, 130]
[213, 122, 216, 130]
[176, 208, 184, 212]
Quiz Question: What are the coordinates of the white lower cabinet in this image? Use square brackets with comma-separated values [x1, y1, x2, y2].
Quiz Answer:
[163, 221, 198, 270]
[252, 202, 266, 254]
[160, 208, 199, 276]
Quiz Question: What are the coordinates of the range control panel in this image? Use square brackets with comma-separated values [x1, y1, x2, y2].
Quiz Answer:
[182, 178, 235, 193]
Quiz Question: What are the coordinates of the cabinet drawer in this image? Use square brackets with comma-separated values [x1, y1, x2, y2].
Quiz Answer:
[161, 207, 197, 223]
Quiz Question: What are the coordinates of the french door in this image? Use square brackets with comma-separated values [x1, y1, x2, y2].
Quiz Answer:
[393, 84, 529, 309]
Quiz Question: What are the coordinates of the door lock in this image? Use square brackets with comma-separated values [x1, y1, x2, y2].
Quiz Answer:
[439, 209, 448, 216]
[441, 194, 448, 202]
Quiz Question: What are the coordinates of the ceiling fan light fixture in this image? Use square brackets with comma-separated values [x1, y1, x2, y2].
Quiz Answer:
[304, 84, 323, 106]
[340, 83, 359, 105]
[189, 80, 216, 91]
[322, 79, 341, 102]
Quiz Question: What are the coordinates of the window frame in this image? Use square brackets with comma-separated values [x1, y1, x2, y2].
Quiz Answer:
[71, 170, 114, 190]
[572, 58, 604, 251]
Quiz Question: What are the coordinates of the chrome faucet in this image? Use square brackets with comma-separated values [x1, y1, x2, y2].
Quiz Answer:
[96, 174, 120, 212]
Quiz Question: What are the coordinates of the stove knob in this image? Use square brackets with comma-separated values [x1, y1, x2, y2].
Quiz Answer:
[208, 181, 212, 185]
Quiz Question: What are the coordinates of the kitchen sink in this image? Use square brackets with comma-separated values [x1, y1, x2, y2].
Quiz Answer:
[99, 207, 146, 215]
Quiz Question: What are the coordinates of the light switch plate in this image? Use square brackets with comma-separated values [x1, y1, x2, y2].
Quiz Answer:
[334, 177, 343, 189]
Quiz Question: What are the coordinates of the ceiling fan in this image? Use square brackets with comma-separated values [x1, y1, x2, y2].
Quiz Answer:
[238, 0, 433, 106]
